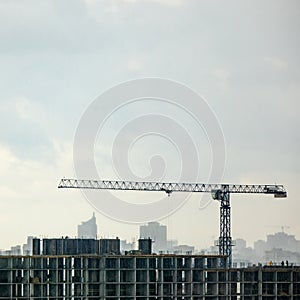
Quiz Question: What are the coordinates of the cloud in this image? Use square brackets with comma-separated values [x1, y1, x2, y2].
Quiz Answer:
[126, 57, 145, 72]
[14, 97, 41, 120]
[0, 0, 299, 249]
[126, 0, 183, 6]
[84, 0, 183, 7]
[0, 138, 73, 200]
[211, 68, 231, 93]
[0, 140, 86, 249]
[0, 97, 56, 161]
[0, 145, 19, 170]
[264, 56, 288, 71]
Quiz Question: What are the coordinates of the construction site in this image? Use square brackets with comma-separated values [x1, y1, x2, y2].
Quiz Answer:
[2, 0, 298, 297]
[0, 180, 292, 298]
[0, 237, 299, 299]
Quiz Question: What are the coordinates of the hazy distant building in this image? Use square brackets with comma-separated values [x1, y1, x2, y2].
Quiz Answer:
[173, 244, 195, 254]
[139, 222, 195, 253]
[254, 239, 267, 257]
[167, 239, 178, 251]
[231, 232, 300, 265]
[265, 248, 300, 264]
[0, 246, 21, 256]
[140, 222, 167, 252]
[205, 245, 219, 256]
[22, 236, 35, 255]
[266, 232, 300, 252]
[230, 238, 253, 266]
[77, 213, 97, 239]
[235, 238, 247, 251]
[10, 245, 21, 255]
[120, 239, 134, 253]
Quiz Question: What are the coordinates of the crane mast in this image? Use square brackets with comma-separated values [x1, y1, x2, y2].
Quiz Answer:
[58, 178, 286, 266]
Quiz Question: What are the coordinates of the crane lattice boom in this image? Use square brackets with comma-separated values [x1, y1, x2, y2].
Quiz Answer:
[58, 179, 286, 197]
[58, 178, 286, 267]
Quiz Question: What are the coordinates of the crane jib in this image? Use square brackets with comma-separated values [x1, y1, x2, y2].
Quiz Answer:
[58, 179, 287, 198]
[58, 178, 286, 267]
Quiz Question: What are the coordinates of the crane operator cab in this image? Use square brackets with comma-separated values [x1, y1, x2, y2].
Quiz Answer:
[211, 189, 223, 200]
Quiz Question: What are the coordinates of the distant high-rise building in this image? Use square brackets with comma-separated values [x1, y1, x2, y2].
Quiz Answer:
[254, 239, 267, 257]
[140, 222, 167, 252]
[266, 232, 300, 252]
[23, 236, 35, 255]
[173, 244, 195, 254]
[120, 240, 134, 253]
[235, 238, 247, 251]
[78, 213, 97, 238]
[10, 245, 21, 255]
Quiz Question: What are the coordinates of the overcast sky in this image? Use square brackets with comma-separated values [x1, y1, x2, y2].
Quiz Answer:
[0, 0, 299, 251]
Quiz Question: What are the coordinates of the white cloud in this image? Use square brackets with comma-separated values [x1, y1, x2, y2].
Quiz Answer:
[0, 0, 299, 250]
[264, 56, 288, 71]
[84, 0, 183, 8]
[126, 57, 145, 72]
[0, 140, 72, 198]
[212, 68, 231, 81]
[124, 0, 184, 6]
[0, 140, 89, 249]
[152, 0, 183, 6]
[211, 68, 231, 93]
[14, 97, 35, 120]
[0, 145, 19, 170]
[1, 97, 46, 123]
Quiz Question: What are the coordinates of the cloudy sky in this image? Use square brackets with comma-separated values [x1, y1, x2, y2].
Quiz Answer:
[0, 0, 299, 252]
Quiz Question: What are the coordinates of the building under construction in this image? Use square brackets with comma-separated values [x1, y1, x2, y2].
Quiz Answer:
[0, 238, 299, 299]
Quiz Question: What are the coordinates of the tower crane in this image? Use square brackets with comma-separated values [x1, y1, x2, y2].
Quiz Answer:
[58, 178, 287, 266]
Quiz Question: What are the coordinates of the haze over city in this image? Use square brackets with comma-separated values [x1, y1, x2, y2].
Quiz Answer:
[0, 0, 299, 254]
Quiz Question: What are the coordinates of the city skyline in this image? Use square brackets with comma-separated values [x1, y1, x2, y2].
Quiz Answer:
[2, 215, 300, 266]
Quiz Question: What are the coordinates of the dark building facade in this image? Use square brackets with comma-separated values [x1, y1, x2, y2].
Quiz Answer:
[32, 237, 120, 256]
[0, 239, 299, 299]
[138, 238, 152, 255]
[0, 254, 300, 299]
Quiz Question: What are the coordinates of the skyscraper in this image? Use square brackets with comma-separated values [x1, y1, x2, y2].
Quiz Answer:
[77, 212, 97, 238]
[140, 222, 167, 252]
